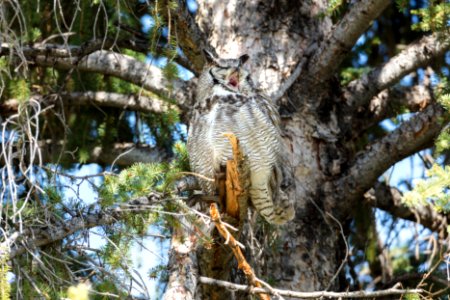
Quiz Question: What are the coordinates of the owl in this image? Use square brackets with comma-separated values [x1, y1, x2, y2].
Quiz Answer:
[187, 50, 294, 225]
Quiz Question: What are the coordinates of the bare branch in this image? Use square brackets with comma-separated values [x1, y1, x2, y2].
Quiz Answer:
[344, 33, 450, 109]
[35, 50, 188, 100]
[1, 38, 193, 72]
[198, 276, 424, 299]
[63, 91, 178, 114]
[1, 44, 195, 111]
[336, 103, 447, 208]
[365, 182, 448, 235]
[308, 0, 390, 81]
[352, 85, 434, 135]
[368, 85, 434, 119]
[1, 92, 178, 116]
[36, 140, 167, 166]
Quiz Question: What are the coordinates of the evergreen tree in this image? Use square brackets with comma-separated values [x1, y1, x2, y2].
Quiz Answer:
[0, 0, 449, 299]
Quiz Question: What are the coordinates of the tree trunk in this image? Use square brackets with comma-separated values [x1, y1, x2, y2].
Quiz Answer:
[194, 0, 345, 292]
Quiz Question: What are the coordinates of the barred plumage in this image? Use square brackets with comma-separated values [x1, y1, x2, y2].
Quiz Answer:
[187, 50, 294, 225]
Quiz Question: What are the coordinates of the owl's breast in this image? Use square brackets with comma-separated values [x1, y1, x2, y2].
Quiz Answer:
[189, 93, 281, 174]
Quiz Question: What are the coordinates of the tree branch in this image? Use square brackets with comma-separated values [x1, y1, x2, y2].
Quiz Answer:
[1, 139, 166, 166]
[365, 182, 448, 235]
[172, 0, 209, 74]
[335, 103, 447, 210]
[1, 44, 195, 112]
[34, 50, 188, 101]
[63, 91, 179, 114]
[1, 92, 178, 116]
[344, 33, 450, 109]
[352, 85, 434, 135]
[36, 140, 167, 166]
[2, 194, 163, 260]
[308, 0, 390, 81]
[198, 276, 424, 299]
[163, 212, 199, 300]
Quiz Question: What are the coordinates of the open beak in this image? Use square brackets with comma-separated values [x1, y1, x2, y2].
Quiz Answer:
[227, 70, 239, 89]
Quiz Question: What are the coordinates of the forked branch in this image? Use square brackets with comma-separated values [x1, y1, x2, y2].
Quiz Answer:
[344, 33, 450, 110]
[336, 103, 447, 214]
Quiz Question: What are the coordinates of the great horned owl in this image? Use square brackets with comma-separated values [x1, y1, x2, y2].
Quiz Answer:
[187, 50, 294, 225]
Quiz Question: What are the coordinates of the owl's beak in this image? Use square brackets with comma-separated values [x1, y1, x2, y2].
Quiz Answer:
[227, 71, 239, 89]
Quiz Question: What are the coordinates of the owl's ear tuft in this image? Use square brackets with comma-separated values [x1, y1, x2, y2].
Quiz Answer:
[203, 49, 216, 64]
[239, 54, 249, 66]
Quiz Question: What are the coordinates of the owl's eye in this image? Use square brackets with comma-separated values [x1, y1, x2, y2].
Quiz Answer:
[211, 67, 228, 78]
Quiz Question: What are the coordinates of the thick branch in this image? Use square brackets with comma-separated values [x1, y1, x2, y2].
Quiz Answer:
[1, 39, 193, 72]
[365, 182, 448, 235]
[368, 85, 433, 118]
[172, 1, 209, 74]
[308, 0, 390, 81]
[163, 213, 199, 300]
[344, 33, 450, 109]
[34, 50, 188, 101]
[63, 91, 178, 114]
[336, 103, 447, 208]
[198, 277, 424, 299]
[1, 44, 195, 112]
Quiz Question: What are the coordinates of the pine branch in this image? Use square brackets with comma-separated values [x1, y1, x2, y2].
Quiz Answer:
[1, 194, 163, 260]
[198, 276, 424, 299]
[335, 103, 447, 213]
[344, 33, 450, 110]
[308, 0, 390, 82]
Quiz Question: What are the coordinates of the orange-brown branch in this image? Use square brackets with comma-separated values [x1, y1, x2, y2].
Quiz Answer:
[223, 132, 244, 219]
[210, 203, 270, 300]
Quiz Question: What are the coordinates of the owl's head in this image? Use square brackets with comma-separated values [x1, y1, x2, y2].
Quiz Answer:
[196, 50, 255, 102]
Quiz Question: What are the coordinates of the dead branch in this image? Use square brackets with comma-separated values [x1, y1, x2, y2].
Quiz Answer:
[198, 276, 424, 299]
[163, 207, 199, 300]
[210, 203, 270, 300]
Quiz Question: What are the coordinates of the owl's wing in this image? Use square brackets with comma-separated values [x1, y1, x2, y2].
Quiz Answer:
[258, 94, 281, 130]
[187, 111, 216, 195]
